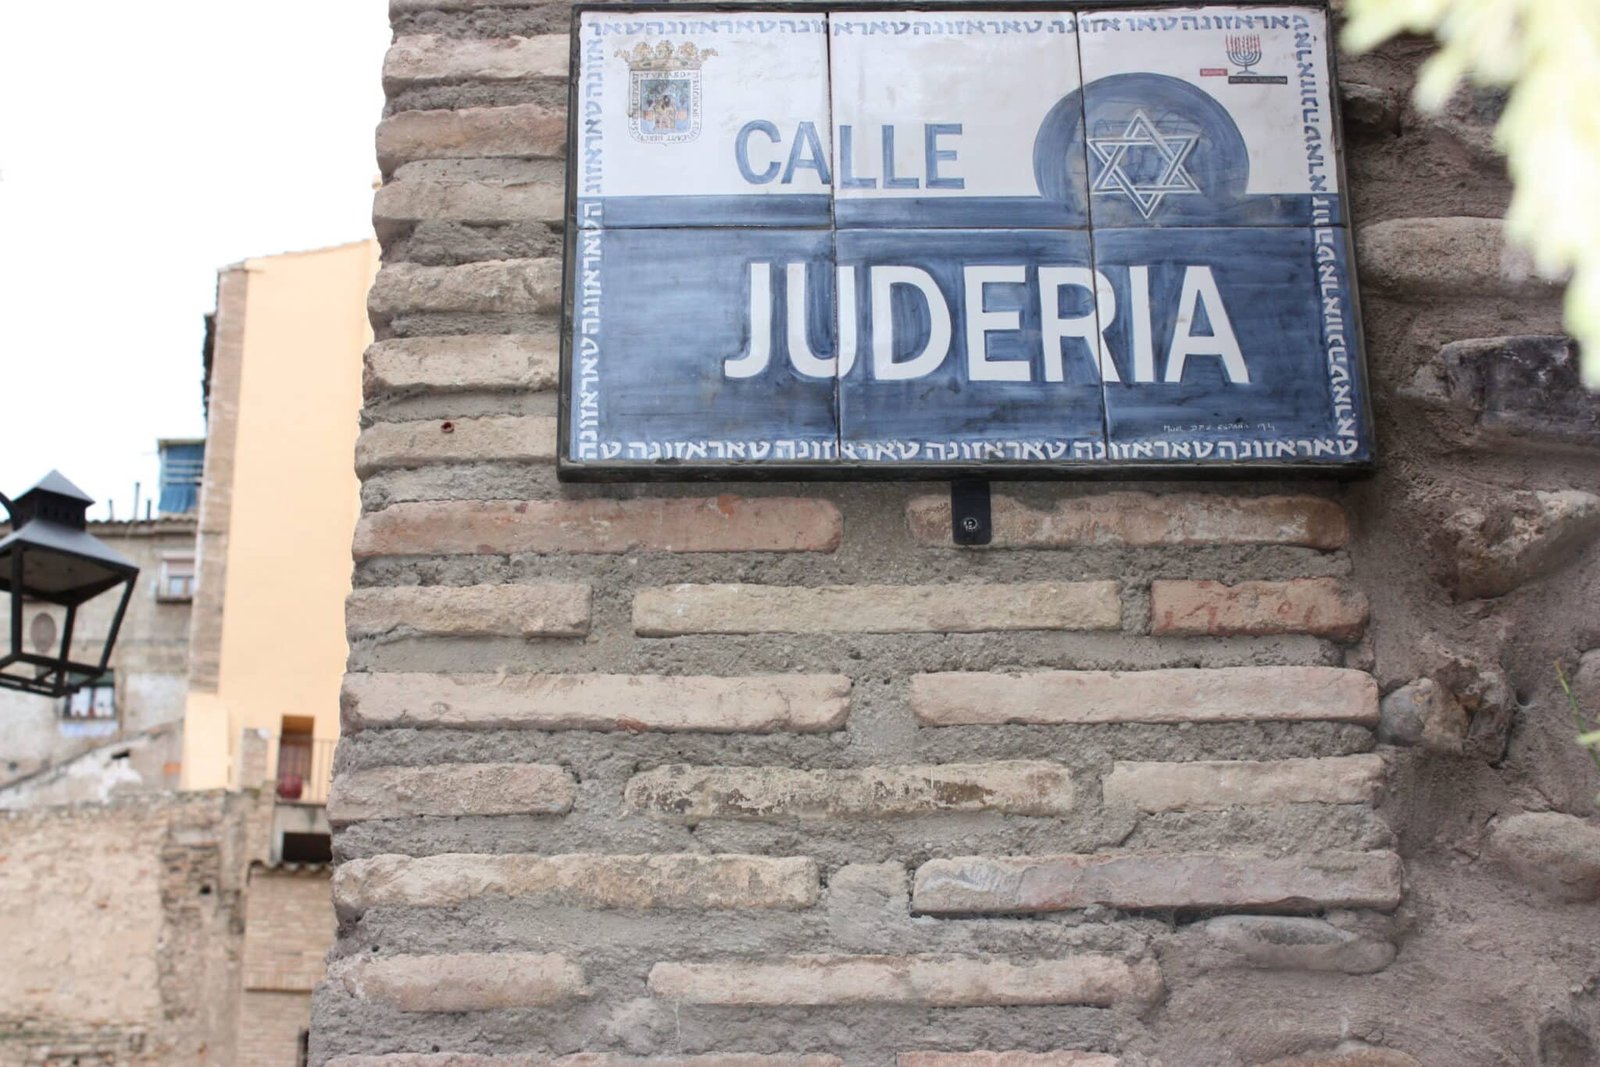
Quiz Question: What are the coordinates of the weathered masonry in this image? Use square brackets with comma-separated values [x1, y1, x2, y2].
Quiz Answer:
[319, 3, 1600, 1065]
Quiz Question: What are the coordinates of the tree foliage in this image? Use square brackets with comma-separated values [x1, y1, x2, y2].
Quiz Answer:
[1342, 0, 1600, 388]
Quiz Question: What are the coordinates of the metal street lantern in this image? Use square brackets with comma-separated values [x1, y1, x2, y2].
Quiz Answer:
[0, 472, 139, 698]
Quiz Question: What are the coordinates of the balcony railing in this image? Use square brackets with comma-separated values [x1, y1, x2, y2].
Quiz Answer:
[268, 736, 336, 806]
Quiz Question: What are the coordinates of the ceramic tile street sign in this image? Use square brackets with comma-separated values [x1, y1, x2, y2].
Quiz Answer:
[562, 3, 1371, 479]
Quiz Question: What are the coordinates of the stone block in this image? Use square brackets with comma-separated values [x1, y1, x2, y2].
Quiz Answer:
[1149, 579, 1369, 640]
[327, 952, 586, 1012]
[899, 1055, 1118, 1067]
[912, 851, 1404, 914]
[346, 583, 591, 639]
[327, 763, 575, 824]
[912, 666, 1378, 727]
[375, 175, 565, 226]
[364, 335, 559, 396]
[905, 492, 1348, 549]
[632, 582, 1121, 636]
[1179, 915, 1396, 974]
[355, 416, 558, 475]
[1356, 217, 1555, 296]
[1439, 490, 1600, 600]
[1338, 82, 1401, 135]
[1101, 755, 1384, 812]
[1432, 658, 1518, 761]
[626, 762, 1075, 820]
[1258, 1048, 1422, 1067]
[1488, 811, 1600, 902]
[334, 853, 820, 914]
[385, 34, 567, 87]
[329, 1056, 842, 1066]
[646, 954, 1162, 1007]
[828, 863, 909, 903]
[391, 0, 547, 9]
[376, 104, 566, 171]
[1378, 678, 1468, 752]
[1436, 335, 1600, 450]
[341, 672, 850, 733]
[1575, 649, 1600, 710]
[368, 259, 561, 317]
[352, 498, 843, 558]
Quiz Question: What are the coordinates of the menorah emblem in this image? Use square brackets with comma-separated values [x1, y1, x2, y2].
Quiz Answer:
[1225, 34, 1263, 75]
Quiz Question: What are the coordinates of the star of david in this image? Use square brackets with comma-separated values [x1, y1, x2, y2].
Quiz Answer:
[1087, 110, 1202, 219]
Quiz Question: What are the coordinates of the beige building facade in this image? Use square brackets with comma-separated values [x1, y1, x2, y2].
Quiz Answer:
[182, 239, 377, 800]
[0, 241, 369, 1066]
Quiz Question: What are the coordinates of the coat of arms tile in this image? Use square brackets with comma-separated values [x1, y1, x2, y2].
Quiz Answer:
[618, 41, 716, 144]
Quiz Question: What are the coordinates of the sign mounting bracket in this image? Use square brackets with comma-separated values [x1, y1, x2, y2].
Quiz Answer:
[950, 480, 992, 546]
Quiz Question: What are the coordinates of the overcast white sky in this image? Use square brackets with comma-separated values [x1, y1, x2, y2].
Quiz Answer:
[0, 2, 391, 520]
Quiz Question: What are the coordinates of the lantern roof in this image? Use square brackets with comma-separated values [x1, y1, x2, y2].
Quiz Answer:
[24, 470, 94, 504]
[0, 474, 138, 605]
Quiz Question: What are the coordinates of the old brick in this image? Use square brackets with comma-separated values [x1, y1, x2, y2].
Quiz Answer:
[646, 954, 1162, 1007]
[365, 335, 559, 396]
[334, 853, 819, 914]
[1181, 915, 1396, 975]
[353, 498, 843, 558]
[355, 416, 558, 475]
[912, 666, 1379, 727]
[1356, 216, 1555, 296]
[327, 763, 574, 824]
[346, 583, 591, 639]
[328, 952, 586, 1012]
[391, 0, 546, 9]
[368, 259, 561, 317]
[626, 762, 1075, 820]
[899, 1055, 1119, 1067]
[385, 34, 567, 87]
[375, 175, 564, 227]
[1259, 1050, 1422, 1067]
[329, 1057, 842, 1066]
[906, 492, 1348, 550]
[632, 581, 1121, 636]
[376, 104, 566, 170]
[912, 851, 1403, 914]
[1101, 755, 1385, 812]
[1149, 579, 1369, 640]
[342, 672, 850, 733]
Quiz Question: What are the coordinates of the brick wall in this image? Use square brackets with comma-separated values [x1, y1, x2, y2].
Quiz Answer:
[237, 868, 335, 1067]
[314, 5, 1600, 1067]
[0, 791, 269, 1066]
[245, 868, 338, 992]
[190, 264, 249, 695]
[238, 992, 312, 1067]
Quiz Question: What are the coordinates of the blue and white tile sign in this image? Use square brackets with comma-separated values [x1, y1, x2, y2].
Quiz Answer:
[562, 4, 1371, 477]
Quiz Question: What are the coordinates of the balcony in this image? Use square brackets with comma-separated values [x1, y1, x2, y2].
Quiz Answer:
[267, 735, 335, 806]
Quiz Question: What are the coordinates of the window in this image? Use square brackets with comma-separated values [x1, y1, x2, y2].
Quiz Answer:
[157, 440, 205, 515]
[158, 555, 196, 602]
[63, 674, 116, 721]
